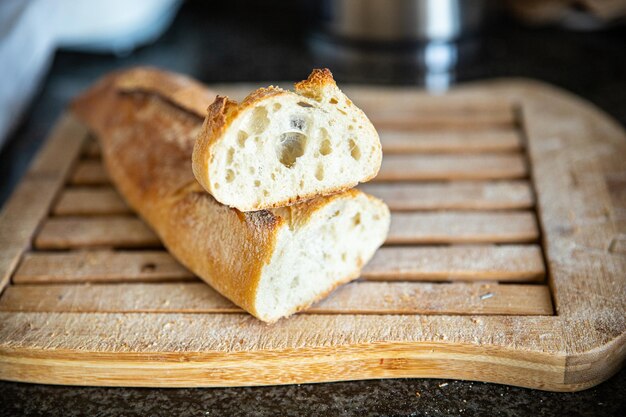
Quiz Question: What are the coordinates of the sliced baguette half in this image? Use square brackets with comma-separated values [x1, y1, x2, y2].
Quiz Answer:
[72, 67, 390, 322]
[192, 69, 382, 212]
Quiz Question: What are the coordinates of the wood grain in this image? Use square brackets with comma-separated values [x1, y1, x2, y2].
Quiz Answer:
[357, 98, 516, 129]
[13, 250, 194, 283]
[388, 211, 539, 244]
[0, 115, 87, 293]
[360, 181, 534, 211]
[12, 245, 545, 284]
[364, 245, 545, 281]
[376, 154, 528, 181]
[34, 217, 160, 249]
[69, 154, 529, 186]
[380, 129, 522, 153]
[33, 211, 539, 249]
[53, 187, 130, 215]
[53, 181, 533, 216]
[518, 79, 626, 387]
[0, 311, 570, 389]
[0, 282, 554, 315]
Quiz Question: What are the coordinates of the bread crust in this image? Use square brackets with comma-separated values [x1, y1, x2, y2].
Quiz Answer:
[294, 68, 338, 102]
[70, 67, 382, 322]
[72, 68, 283, 318]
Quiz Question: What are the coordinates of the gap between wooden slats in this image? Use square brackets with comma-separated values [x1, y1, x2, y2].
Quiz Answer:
[82, 129, 522, 157]
[68, 153, 529, 186]
[12, 245, 545, 284]
[34, 212, 539, 249]
[54, 181, 534, 215]
[0, 282, 554, 315]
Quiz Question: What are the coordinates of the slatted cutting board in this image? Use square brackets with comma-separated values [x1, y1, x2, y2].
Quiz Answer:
[0, 79, 624, 391]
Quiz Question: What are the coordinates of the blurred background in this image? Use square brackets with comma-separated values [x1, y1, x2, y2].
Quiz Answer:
[1, 0, 625, 202]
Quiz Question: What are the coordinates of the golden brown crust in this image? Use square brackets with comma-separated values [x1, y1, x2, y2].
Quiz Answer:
[114, 66, 216, 118]
[294, 68, 337, 101]
[191, 96, 239, 194]
[241, 85, 287, 107]
[71, 68, 283, 318]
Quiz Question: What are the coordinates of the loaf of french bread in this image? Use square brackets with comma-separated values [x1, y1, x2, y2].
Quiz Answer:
[72, 67, 390, 322]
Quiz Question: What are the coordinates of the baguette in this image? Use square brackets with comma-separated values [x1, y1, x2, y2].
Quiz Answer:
[192, 69, 382, 211]
[71, 67, 390, 323]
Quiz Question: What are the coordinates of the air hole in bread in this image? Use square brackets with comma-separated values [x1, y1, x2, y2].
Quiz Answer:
[249, 166, 255, 175]
[349, 139, 361, 161]
[348, 125, 354, 131]
[338, 109, 347, 116]
[271, 172, 277, 180]
[227, 147, 234, 164]
[315, 164, 324, 181]
[341, 252, 347, 261]
[277, 132, 307, 168]
[299, 180, 304, 189]
[297, 101, 313, 108]
[263, 190, 269, 197]
[249, 106, 269, 134]
[225, 169, 235, 183]
[319, 129, 332, 155]
[329, 97, 338, 104]
[237, 130, 249, 148]
[254, 180, 261, 187]
[213, 182, 219, 189]
[352, 212, 361, 226]
[290, 116, 306, 131]
[273, 103, 282, 111]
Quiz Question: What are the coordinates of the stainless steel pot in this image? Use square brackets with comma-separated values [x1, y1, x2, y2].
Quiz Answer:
[320, 0, 487, 42]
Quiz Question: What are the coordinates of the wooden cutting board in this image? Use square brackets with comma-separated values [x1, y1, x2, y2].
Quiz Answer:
[0, 79, 624, 391]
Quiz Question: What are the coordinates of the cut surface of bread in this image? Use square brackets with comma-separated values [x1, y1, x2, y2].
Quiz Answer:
[257, 189, 389, 321]
[192, 69, 382, 212]
[71, 67, 390, 323]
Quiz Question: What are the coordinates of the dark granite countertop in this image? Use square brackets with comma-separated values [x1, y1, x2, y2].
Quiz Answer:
[1, 2, 625, 416]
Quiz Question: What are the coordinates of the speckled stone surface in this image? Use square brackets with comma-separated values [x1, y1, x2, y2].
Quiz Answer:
[0, 2, 624, 416]
[1, 371, 625, 417]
